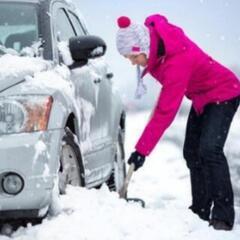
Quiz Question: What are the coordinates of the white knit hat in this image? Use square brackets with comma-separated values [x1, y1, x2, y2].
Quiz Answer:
[116, 16, 150, 57]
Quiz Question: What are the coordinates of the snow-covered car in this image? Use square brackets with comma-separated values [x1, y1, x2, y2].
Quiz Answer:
[0, 0, 126, 221]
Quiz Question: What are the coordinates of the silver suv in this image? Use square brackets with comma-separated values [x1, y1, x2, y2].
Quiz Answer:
[0, 0, 126, 221]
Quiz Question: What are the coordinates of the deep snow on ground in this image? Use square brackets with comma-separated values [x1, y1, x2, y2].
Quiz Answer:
[1, 109, 240, 240]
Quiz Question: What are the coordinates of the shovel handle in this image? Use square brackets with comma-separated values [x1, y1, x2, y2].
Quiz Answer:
[119, 163, 135, 198]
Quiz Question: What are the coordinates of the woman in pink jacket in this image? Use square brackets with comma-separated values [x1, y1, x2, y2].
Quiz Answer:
[116, 15, 240, 231]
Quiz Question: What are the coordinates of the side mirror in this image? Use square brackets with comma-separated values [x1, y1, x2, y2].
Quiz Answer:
[69, 35, 106, 65]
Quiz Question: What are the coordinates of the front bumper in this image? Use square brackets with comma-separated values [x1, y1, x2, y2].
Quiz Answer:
[0, 210, 42, 221]
[0, 129, 63, 218]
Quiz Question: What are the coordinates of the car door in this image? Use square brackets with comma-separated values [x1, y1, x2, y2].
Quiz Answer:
[51, 3, 112, 185]
[67, 10, 115, 182]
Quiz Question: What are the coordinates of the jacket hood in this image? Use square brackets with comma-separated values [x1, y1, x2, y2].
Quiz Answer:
[144, 14, 188, 57]
[141, 14, 189, 77]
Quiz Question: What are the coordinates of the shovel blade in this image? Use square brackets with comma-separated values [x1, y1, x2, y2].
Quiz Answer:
[126, 198, 145, 208]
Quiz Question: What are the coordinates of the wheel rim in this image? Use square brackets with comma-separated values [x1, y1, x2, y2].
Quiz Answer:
[59, 143, 81, 192]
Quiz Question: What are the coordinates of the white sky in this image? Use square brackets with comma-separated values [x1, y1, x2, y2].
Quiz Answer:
[78, 0, 240, 67]
[77, 0, 240, 108]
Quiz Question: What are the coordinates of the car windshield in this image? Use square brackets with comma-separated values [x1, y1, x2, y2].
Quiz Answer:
[0, 2, 38, 54]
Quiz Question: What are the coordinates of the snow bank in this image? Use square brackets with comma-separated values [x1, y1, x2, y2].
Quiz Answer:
[0, 111, 239, 240]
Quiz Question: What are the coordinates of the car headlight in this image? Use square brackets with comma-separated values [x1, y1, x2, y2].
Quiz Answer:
[0, 95, 53, 134]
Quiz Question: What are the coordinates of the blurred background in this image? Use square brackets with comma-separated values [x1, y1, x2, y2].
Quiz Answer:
[76, 0, 240, 204]
[77, 0, 240, 111]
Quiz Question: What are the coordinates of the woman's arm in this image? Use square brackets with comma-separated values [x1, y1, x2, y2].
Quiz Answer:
[135, 57, 191, 156]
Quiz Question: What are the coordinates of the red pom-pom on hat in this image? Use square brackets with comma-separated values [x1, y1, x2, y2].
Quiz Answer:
[117, 16, 131, 28]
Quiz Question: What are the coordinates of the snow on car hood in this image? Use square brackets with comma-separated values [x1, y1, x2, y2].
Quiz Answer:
[0, 54, 50, 93]
[0, 53, 110, 154]
[0, 54, 76, 102]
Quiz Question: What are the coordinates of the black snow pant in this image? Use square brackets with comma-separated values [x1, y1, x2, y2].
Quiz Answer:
[183, 96, 240, 227]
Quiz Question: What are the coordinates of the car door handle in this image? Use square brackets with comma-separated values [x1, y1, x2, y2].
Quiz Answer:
[106, 72, 114, 79]
[93, 78, 102, 84]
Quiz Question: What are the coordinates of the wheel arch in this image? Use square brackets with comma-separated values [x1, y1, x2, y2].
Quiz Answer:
[63, 114, 86, 187]
[65, 113, 77, 135]
[118, 111, 126, 160]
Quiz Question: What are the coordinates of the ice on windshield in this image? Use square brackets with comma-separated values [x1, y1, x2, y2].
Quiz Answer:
[0, 3, 38, 53]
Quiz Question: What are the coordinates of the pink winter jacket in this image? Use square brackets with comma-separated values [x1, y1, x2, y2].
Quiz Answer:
[135, 14, 240, 156]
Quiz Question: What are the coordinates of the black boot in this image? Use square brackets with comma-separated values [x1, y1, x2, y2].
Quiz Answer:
[209, 219, 233, 231]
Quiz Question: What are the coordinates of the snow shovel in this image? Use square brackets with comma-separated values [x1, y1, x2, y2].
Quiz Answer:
[119, 163, 145, 208]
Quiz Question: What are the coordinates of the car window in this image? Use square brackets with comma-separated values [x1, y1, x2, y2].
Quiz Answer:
[0, 3, 38, 52]
[68, 11, 85, 36]
[55, 8, 76, 42]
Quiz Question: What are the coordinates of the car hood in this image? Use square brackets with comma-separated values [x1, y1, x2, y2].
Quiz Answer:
[0, 54, 50, 93]
[0, 54, 75, 101]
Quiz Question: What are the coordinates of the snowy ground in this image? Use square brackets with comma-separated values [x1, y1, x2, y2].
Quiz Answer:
[0, 109, 240, 240]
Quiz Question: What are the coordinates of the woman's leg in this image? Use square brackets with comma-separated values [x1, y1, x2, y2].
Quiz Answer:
[183, 107, 212, 221]
[199, 97, 240, 227]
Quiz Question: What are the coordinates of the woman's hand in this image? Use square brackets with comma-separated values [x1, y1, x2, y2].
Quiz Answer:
[128, 151, 146, 171]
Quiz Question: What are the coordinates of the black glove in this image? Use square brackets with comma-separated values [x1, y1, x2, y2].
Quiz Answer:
[128, 151, 146, 171]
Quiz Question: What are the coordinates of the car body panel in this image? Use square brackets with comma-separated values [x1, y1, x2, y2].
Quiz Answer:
[0, 130, 62, 213]
[0, 0, 125, 219]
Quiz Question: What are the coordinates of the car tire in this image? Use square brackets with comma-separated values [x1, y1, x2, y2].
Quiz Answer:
[49, 128, 84, 215]
[107, 128, 126, 196]
[59, 127, 84, 193]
